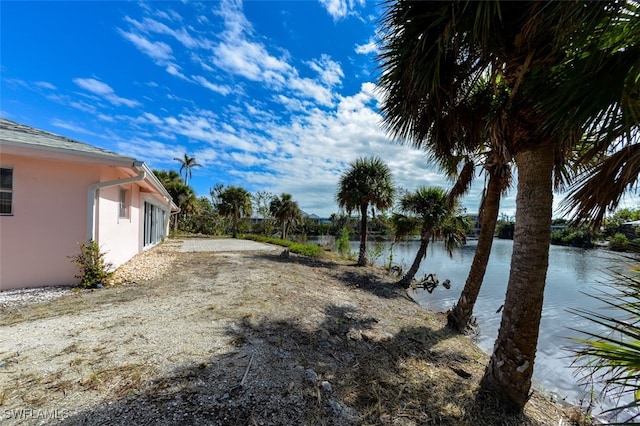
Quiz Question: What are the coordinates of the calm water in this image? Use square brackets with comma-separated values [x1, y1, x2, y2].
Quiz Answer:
[342, 238, 635, 415]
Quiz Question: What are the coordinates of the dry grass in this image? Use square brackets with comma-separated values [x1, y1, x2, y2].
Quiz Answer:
[0, 239, 576, 425]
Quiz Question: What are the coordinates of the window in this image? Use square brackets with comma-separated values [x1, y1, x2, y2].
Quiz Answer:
[118, 187, 128, 219]
[144, 201, 166, 246]
[0, 167, 13, 215]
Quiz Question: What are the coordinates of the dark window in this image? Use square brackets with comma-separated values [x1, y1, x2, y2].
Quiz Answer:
[0, 167, 13, 215]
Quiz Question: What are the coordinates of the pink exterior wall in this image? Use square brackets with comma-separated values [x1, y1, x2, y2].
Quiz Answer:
[95, 169, 143, 269]
[0, 154, 97, 289]
[0, 153, 171, 290]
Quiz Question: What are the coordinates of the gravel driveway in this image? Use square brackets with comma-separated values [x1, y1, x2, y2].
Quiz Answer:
[179, 238, 278, 253]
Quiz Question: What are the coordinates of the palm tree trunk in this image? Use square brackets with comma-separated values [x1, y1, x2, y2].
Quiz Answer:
[448, 173, 503, 332]
[480, 141, 554, 412]
[232, 211, 239, 238]
[399, 234, 430, 288]
[357, 203, 369, 266]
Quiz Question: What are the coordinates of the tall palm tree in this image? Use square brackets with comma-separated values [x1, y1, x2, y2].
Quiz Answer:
[216, 186, 252, 238]
[336, 157, 395, 266]
[153, 169, 196, 232]
[447, 153, 512, 332]
[426, 79, 515, 332]
[378, 0, 639, 412]
[395, 187, 468, 288]
[174, 153, 202, 186]
[269, 193, 301, 240]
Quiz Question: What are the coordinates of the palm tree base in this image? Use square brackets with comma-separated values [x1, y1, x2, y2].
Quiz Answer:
[397, 276, 412, 289]
[446, 307, 478, 335]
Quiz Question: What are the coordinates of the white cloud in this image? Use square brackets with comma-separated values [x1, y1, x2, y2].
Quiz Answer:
[355, 39, 377, 55]
[318, 0, 366, 21]
[123, 16, 212, 50]
[288, 76, 334, 107]
[72, 78, 141, 108]
[116, 138, 186, 165]
[307, 54, 344, 87]
[165, 63, 189, 80]
[50, 119, 97, 136]
[118, 29, 174, 63]
[192, 76, 232, 95]
[35, 81, 56, 90]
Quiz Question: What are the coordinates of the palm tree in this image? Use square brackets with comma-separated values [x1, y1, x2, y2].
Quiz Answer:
[269, 193, 301, 240]
[336, 157, 395, 266]
[395, 187, 468, 288]
[447, 153, 512, 332]
[154, 169, 196, 232]
[427, 79, 515, 333]
[174, 153, 202, 186]
[216, 186, 252, 238]
[378, 0, 639, 412]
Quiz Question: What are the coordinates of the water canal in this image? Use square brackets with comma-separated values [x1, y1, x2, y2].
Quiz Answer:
[343, 238, 636, 416]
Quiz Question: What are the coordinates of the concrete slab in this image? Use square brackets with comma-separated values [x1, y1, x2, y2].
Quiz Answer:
[179, 238, 278, 253]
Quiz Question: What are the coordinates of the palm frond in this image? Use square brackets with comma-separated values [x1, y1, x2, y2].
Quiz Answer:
[569, 256, 640, 415]
[561, 142, 640, 226]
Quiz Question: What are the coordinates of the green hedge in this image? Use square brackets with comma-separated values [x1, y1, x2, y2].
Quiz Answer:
[242, 235, 323, 257]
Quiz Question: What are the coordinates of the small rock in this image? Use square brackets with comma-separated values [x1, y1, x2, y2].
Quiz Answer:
[321, 381, 332, 393]
[304, 368, 319, 384]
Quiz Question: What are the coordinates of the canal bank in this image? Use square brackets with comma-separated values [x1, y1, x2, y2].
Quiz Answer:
[346, 238, 637, 420]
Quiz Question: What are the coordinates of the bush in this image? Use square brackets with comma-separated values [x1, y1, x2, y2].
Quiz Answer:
[551, 229, 594, 248]
[336, 227, 352, 258]
[69, 240, 114, 288]
[609, 233, 630, 251]
[242, 235, 323, 257]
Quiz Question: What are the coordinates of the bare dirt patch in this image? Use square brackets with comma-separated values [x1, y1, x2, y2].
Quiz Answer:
[1, 239, 573, 425]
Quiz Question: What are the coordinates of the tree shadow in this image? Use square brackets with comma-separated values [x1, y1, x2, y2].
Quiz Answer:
[249, 251, 340, 270]
[56, 301, 544, 426]
[335, 269, 408, 301]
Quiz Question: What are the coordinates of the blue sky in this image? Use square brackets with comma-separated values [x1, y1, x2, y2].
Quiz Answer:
[2, 1, 636, 218]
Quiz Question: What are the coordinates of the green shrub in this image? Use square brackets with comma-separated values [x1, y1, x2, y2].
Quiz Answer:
[69, 240, 114, 288]
[336, 227, 352, 258]
[288, 242, 323, 257]
[609, 233, 630, 251]
[551, 229, 594, 248]
[242, 235, 322, 257]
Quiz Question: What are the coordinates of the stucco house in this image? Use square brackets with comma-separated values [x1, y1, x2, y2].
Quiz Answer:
[0, 118, 177, 290]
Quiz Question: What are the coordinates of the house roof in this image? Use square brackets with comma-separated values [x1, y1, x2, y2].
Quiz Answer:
[0, 118, 135, 165]
[1, 117, 177, 210]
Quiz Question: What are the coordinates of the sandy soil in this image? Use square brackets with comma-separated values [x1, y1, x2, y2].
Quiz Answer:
[0, 238, 575, 425]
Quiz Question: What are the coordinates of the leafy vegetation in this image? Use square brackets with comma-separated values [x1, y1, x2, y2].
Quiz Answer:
[69, 240, 114, 289]
[214, 185, 253, 238]
[570, 255, 640, 422]
[242, 234, 323, 257]
[270, 193, 302, 240]
[173, 153, 202, 186]
[550, 228, 595, 249]
[378, 0, 639, 413]
[393, 187, 469, 288]
[335, 227, 353, 259]
[336, 156, 395, 266]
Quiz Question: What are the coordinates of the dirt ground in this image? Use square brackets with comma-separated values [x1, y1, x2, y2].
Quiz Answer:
[0, 238, 576, 425]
